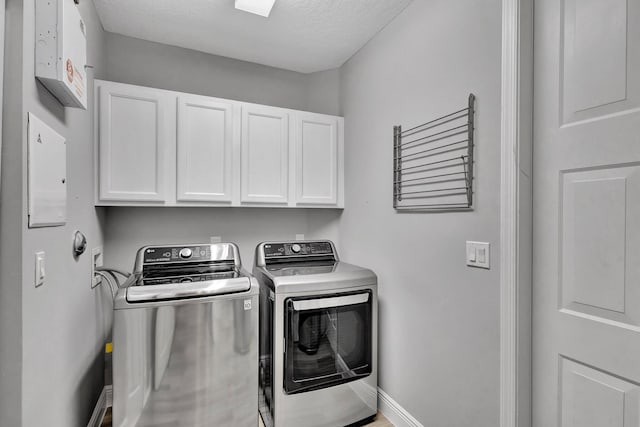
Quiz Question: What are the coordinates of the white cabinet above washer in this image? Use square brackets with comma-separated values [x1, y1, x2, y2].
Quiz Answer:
[295, 112, 341, 206]
[97, 82, 172, 203]
[241, 104, 290, 205]
[94, 80, 344, 208]
[176, 94, 235, 203]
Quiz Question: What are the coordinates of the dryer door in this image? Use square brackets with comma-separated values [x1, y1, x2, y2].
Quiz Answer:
[284, 290, 372, 394]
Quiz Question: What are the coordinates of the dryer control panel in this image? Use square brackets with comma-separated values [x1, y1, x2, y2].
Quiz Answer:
[263, 241, 335, 259]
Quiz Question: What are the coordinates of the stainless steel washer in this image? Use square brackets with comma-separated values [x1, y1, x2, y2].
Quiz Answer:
[113, 243, 258, 427]
[253, 241, 378, 427]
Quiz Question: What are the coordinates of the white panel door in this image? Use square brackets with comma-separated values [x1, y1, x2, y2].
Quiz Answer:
[533, 0, 640, 426]
[295, 113, 339, 205]
[98, 82, 170, 202]
[177, 95, 234, 202]
[241, 105, 289, 204]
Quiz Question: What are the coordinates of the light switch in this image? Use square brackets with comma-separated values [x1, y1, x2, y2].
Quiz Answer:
[466, 241, 490, 269]
[478, 248, 486, 263]
[35, 252, 46, 287]
[468, 246, 477, 262]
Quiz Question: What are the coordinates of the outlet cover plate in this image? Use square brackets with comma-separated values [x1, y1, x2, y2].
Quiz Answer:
[91, 246, 103, 288]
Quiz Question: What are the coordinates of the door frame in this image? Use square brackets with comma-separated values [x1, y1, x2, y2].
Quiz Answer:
[0, 0, 5, 188]
[500, 1, 533, 427]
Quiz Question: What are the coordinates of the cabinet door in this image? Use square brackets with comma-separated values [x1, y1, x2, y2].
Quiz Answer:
[177, 96, 234, 202]
[295, 113, 339, 205]
[241, 105, 289, 204]
[98, 83, 169, 202]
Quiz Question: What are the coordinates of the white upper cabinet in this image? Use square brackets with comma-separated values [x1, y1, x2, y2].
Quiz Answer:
[241, 105, 289, 204]
[94, 80, 343, 208]
[295, 113, 341, 206]
[98, 81, 170, 203]
[177, 95, 235, 203]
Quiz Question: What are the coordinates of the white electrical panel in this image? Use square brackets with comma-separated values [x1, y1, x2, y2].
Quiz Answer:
[35, 0, 88, 109]
[28, 113, 67, 228]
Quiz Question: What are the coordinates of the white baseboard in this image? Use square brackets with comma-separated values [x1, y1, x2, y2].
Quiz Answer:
[378, 388, 424, 427]
[87, 386, 110, 427]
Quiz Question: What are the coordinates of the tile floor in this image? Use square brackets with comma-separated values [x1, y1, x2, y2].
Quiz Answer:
[101, 408, 393, 426]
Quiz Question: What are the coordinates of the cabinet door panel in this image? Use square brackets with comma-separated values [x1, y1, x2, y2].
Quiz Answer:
[177, 96, 233, 202]
[99, 84, 167, 202]
[241, 106, 288, 204]
[295, 113, 339, 205]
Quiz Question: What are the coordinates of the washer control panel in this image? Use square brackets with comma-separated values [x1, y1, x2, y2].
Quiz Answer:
[263, 241, 334, 259]
[143, 245, 212, 263]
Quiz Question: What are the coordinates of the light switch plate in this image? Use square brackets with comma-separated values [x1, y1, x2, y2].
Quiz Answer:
[466, 241, 490, 269]
[35, 251, 46, 287]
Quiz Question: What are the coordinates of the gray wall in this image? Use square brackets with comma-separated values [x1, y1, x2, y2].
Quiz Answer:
[1, 0, 109, 425]
[105, 32, 341, 115]
[102, 33, 342, 271]
[1, 0, 24, 425]
[105, 208, 314, 273]
[338, 1, 502, 425]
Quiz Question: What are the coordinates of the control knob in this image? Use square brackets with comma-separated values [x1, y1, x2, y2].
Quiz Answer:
[291, 244, 302, 254]
[179, 248, 193, 259]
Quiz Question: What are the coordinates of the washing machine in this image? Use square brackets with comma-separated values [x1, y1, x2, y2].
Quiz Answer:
[112, 243, 258, 427]
[253, 240, 378, 427]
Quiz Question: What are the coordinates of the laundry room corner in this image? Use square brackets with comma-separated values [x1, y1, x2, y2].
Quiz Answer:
[1, 0, 512, 426]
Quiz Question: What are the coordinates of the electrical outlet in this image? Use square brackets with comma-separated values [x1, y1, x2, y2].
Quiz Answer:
[466, 241, 490, 269]
[210, 236, 222, 244]
[91, 246, 103, 288]
[295, 234, 305, 241]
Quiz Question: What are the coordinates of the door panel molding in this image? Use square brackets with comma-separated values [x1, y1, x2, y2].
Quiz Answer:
[560, 357, 640, 427]
[500, 1, 533, 427]
[560, 0, 640, 125]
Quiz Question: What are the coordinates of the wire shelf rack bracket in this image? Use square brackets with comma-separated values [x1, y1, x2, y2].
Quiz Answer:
[393, 93, 475, 211]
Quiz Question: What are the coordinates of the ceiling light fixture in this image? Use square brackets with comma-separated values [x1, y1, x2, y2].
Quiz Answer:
[234, 0, 276, 17]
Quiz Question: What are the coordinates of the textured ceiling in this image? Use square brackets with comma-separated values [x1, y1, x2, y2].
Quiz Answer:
[93, 0, 413, 73]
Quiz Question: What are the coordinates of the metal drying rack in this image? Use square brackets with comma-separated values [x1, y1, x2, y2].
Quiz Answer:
[393, 94, 475, 211]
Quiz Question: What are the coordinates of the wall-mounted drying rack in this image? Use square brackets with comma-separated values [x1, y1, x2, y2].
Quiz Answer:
[393, 93, 475, 211]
